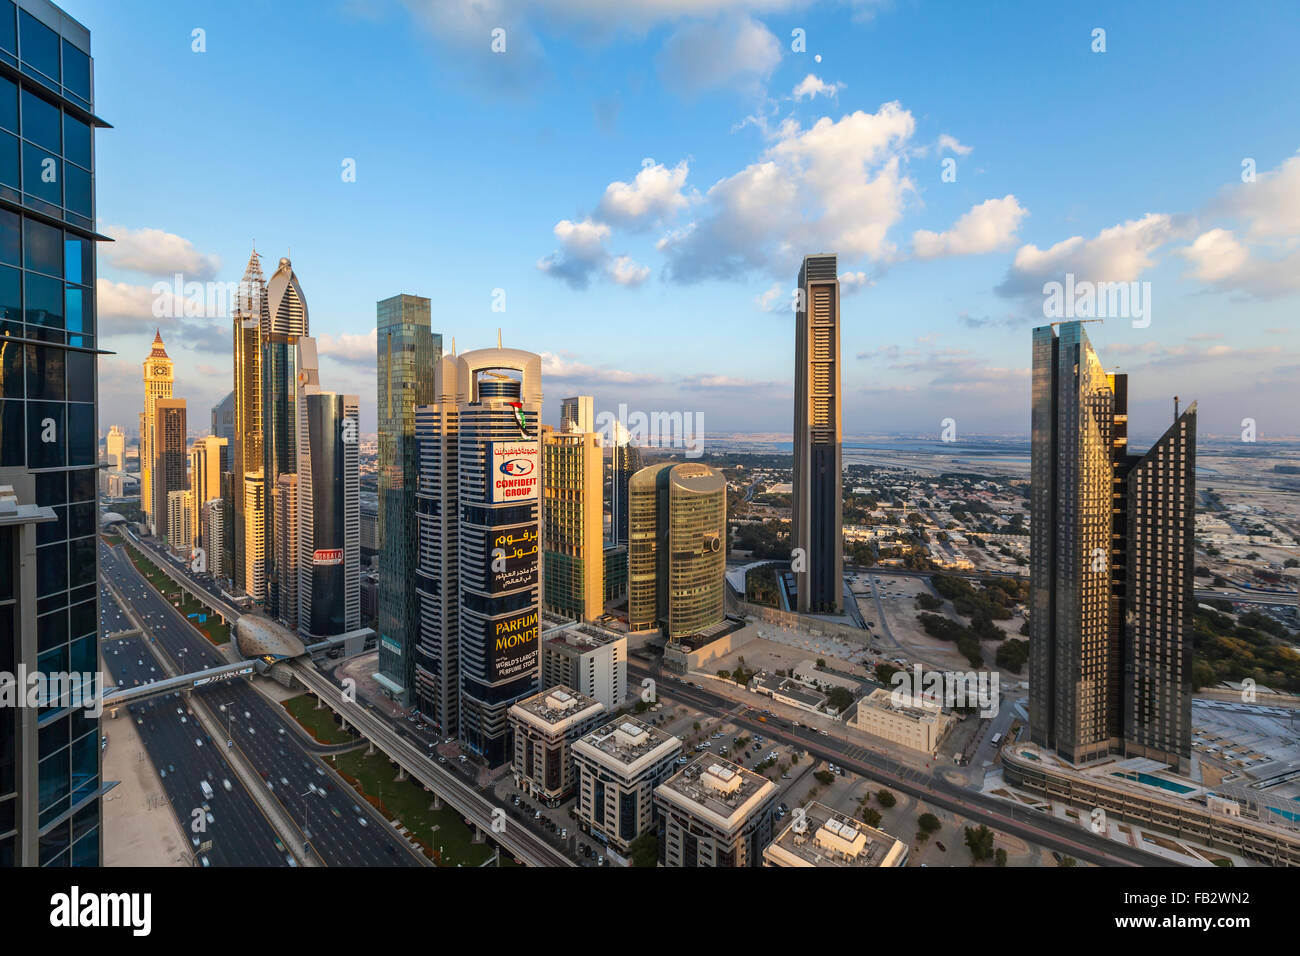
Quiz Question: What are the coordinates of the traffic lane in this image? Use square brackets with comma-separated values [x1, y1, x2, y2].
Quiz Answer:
[636, 666, 1146, 868]
[106, 544, 417, 866]
[101, 640, 285, 867]
[215, 691, 417, 867]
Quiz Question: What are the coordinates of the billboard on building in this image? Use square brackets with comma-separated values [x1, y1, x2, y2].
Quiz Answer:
[489, 608, 539, 682]
[485, 524, 538, 594]
[488, 441, 540, 503]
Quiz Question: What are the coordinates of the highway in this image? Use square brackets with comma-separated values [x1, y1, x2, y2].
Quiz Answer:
[288, 660, 575, 867]
[631, 660, 1164, 867]
[101, 629, 288, 867]
[100, 537, 421, 867]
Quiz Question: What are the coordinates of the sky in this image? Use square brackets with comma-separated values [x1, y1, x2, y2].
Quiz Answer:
[73, 0, 1300, 444]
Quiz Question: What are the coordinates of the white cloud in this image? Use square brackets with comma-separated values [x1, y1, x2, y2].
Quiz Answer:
[541, 351, 662, 384]
[996, 212, 1193, 298]
[595, 160, 692, 228]
[659, 102, 917, 282]
[317, 329, 379, 365]
[1210, 151, 1300, 240]
[607, 255, 651, 287]
[936, 133, 972, 156]
[101, 225, 221, 280]
[911, 195, 1027, 260]
[754, 282, 785, 311]
[537, 218, 612, 288]
[656, 14, 781, 98]
[838, 270, 874, 293]
[1179, 227, 1300, 297]
[792, 73, 843, 100]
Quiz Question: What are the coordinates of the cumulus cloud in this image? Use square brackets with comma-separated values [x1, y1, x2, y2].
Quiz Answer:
[607, 255, 651, 287]
[911, 195, 1027, 260]
[995, 212, 1194, 298]
[101, 225, 221, 280]
[595, 160, 692, 229]
[1179, 227, 1300, 298]
[658, 102, 917, 283]
[656, 14, 781, 98]
[537, 218, 612, 289]
[1209, 151, 1300, 241]
[1176, 154, 1300, 298]
[792, 73, 843, 100]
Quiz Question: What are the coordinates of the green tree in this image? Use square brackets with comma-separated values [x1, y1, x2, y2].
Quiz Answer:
[628, 832, 659, 867]
[995, 848, 1007, 867]
[877, 789, 896, 808]
[918, 813, 941, 834]
[964, 824, 995, 862]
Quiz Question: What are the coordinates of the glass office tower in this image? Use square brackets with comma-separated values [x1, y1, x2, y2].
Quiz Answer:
[1029, 321, 1196, 771]
[262, 256, 307, 624]
[374, 294, 439, 703]
[792, 253, 842, 613]
[0, 0, 105, 867]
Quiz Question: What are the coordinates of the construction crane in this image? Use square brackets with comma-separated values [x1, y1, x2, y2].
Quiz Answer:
[1048, 318, 1105, 329]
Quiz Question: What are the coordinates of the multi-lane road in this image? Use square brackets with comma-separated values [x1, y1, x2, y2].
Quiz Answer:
[100, 538, 421, 867]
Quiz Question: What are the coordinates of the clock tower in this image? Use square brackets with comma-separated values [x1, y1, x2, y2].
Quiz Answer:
[141, 330, 175, 532]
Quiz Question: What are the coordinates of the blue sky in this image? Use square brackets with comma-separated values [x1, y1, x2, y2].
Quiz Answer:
[74, 0, 1300, 442]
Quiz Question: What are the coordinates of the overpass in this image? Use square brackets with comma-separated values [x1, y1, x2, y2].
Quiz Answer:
[101, 660, 256, 710]
[287, 659, 574, 868]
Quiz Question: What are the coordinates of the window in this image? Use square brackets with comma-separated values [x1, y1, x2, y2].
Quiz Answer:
[19, 10, 58, 82]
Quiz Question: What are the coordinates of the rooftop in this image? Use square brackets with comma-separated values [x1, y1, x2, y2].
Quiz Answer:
[511, 684, 604, 731]
[576, 716, 678, 769]
[765, 801, 908, 867]
[657, 754, 776, 829]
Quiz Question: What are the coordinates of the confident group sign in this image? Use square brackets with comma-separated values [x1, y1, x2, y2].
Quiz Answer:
[488, 441, 540, 503]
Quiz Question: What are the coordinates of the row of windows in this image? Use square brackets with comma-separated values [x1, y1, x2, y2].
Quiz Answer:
[0, 399, 95, 467]
[0, 3, 92, 109]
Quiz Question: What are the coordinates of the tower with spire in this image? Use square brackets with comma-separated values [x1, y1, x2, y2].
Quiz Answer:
[262, 255, 309, 623]
[231, 248, 269, 601]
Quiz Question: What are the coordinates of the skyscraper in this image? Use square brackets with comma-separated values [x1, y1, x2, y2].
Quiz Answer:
[375, 294, 440, 703]
[188, 434, 227, 555]
[0, 0, 104, 866]
[609, 438, 641, 547]
[105, 424, 124, 469]
[210, 391, 235, 444]
[541, 424, 604, 621]
[231, 250, 267, 601]
[140, 331, 173, 535]
[262, 256, 308, 624]
[560, 395, 594, 434]
[296, 336, 359, 639]
[627, 463, 726, 640]
[415, 346, 542, 764]
[792, 253, 842, 614]
[1029, 321, 1196, 771]
[151, 399, 186, 547]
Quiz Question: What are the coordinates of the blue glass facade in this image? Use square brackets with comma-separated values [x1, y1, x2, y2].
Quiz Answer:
[0, 0, 102, 867]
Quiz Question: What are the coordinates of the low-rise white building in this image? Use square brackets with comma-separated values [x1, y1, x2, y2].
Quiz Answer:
[849, 687, 956, 755]
[763, 801, 908, 867]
